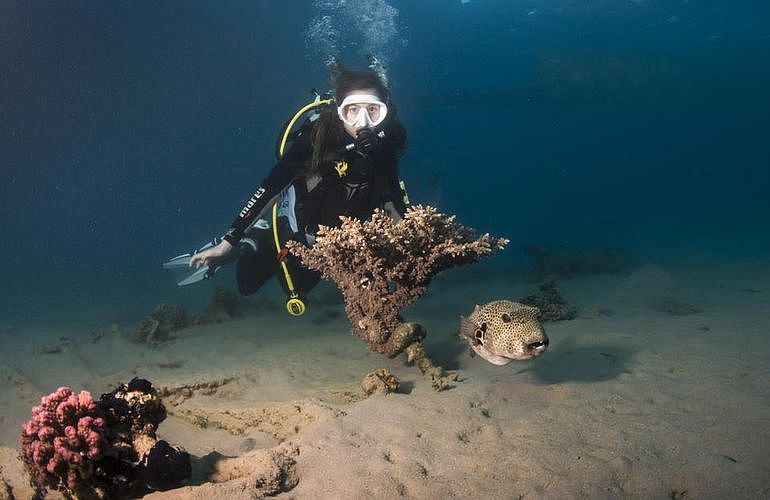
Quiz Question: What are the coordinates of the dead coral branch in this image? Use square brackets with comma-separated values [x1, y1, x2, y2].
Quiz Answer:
[288, 205, 508, 372]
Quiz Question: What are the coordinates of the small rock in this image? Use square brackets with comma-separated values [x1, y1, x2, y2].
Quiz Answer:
[361, 368, 399, 396]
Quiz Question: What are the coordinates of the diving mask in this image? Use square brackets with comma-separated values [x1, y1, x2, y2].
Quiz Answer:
[337, 94, 388, 128]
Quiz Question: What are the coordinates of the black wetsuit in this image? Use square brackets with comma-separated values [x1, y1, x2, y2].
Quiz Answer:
[222, 126, 406, 297]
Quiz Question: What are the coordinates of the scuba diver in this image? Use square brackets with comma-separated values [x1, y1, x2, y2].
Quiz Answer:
[164, 60, 408, 316]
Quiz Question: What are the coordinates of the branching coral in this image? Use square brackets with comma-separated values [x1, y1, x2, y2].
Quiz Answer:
[288, 205, 508, 389]
[20, 379, 190, 498]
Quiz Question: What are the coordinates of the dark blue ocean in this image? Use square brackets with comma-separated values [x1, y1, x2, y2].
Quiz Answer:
[2, 1, 769, 325]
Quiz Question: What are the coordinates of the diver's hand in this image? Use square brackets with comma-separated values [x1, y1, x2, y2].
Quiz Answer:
[189, 240, 233, 268]
[354, 128, 379, 157]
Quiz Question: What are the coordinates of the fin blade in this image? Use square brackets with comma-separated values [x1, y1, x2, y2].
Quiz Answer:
[459, 316, 479, 357]
[459, 316, 477, 341]
[162, 253, 192, 269]
[177, 266, 210, 286]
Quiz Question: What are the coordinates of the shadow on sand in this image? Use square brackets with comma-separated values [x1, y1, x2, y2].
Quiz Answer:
[528, 337, 635, 384]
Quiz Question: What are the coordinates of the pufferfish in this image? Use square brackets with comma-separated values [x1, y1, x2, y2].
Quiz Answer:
[460, 300, 549, 365]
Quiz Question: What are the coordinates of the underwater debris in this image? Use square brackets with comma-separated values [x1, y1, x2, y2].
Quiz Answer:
[288, 205, 507, 390]
[518, 281, 578, 322]
[19, 378, 190, 498]
[361, 368, 400, 395]
[522, 245, 635, 281]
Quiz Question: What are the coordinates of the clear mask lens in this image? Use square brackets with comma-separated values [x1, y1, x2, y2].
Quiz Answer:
[337, 94, 388, 127]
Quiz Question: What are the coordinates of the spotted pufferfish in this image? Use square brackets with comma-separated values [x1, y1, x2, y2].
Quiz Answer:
[460, 300, 549, 365]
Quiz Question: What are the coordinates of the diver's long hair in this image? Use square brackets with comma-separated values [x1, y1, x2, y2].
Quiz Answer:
[307, 64, 407, 177]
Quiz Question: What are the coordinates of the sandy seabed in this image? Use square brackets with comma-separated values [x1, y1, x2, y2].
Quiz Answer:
[1, 259, 769, 499]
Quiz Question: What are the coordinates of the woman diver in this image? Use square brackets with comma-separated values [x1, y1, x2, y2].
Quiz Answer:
[186, 64, 408, 315]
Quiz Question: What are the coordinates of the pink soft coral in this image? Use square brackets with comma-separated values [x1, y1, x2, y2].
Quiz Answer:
[20, 386, 106, 495]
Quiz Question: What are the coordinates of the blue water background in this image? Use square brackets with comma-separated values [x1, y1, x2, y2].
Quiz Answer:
[1, 0, 769, 326]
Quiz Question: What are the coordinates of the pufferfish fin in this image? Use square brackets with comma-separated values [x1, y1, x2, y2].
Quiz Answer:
[459, 316, 477, 358]
[459, 316, 477, 342]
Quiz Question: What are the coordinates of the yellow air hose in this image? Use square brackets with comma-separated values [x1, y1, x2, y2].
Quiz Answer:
[273, 98, 332, 316]
[273, 202, 305, 316]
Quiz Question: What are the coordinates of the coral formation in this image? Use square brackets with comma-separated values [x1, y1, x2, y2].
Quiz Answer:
[288, 205, 508, 389]
[136, 440, 191, 491]
[207, 286, 241, 317]
[361, 368, 400, 396]
[522, 245, 634, 281]
[135, 304, 190, 344]
[19, 378, 190, 498]
[134, 288, 278, 345]
[518, 281, 578, 322]
[20, 386, 106, 498]
[197, 286, 251, 324]
[98, 377, 169, 459]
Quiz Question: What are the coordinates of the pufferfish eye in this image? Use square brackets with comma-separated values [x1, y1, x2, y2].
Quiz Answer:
[501, 313, 512, 323]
